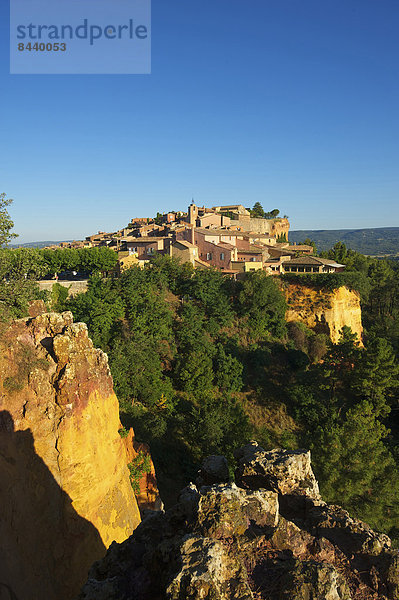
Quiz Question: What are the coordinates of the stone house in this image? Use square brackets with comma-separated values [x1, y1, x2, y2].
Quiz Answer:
[121, 237, 169, 260]
[282, 256, 345, 273]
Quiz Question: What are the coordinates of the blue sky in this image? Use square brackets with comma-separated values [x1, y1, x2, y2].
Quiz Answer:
[1, 0, 398, 243]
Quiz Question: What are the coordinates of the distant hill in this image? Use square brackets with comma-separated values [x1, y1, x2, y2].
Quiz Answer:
[10, 241, 72, 249]
[289, 227, 399, 256]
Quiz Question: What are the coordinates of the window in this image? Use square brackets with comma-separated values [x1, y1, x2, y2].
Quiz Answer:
[148, 247, 154, 254]
[206, 252, 212, 260]
[220, 252, 225, 261]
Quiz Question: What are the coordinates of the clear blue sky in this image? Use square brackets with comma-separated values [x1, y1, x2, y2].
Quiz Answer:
[1, 0, 398, 243]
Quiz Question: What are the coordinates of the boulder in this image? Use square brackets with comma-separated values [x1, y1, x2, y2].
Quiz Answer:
[235, 442, 320, 500]
[279, 560, 352, 600]
[196, 454, 230, 487]
[307, 502, 391, 555]
[196, 483, 279, 538]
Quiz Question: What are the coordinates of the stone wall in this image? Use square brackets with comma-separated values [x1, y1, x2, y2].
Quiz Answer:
[38, 279, 89, 296]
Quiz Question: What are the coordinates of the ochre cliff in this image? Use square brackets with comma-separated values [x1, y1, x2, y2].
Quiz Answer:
[0, 312, 141, 600]
[284, 284, 363, 344]
[123, 427, 163, 511]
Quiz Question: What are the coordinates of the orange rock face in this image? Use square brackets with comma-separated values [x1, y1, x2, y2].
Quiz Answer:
[122, 427, 162, 511]
[0, 312, 141, 600]
[285, 284, 363, 345]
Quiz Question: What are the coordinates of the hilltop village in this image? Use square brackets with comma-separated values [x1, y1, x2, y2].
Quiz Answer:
[52, 202, 345, 277]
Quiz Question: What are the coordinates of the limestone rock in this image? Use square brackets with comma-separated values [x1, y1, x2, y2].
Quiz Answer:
[279, 560, 352, 600]
[0, 312, 141, 600]
[196, 483, 279, 538]
[307, 502, 391, 555]
[167, 535, 253, 600]
[79, 445, 399, 600]
[235, 442, 320, 500]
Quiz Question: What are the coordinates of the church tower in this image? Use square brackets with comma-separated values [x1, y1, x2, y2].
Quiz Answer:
[188, 200, 198, 225]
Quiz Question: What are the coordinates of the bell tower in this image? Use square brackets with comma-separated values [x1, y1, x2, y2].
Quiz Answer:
[188, 200, 198, 225]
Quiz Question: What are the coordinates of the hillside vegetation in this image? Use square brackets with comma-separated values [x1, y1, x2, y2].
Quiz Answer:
[2, 245, 399, 541]
[58, 250, 399, 540]
[290, 227, 399, 256]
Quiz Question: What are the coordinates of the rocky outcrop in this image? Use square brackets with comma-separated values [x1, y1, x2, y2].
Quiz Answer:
[0, 312, 141, 600]
[284, 284, 363, 344]
[79, 442, 399, 600]
[235, 444, 320, 500]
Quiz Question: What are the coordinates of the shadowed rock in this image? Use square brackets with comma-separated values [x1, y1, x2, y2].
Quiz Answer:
[0, 411, 105, 600]
[0, 312, 141, 600]
[195, 454, 230, 487]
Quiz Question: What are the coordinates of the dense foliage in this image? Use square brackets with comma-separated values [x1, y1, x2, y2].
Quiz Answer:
[0, 193, 18, 247]
[249, 202, 282, 220]
[59, 250, 399, 541]
[2, 233, 399, 541]
[0, 246, 118, 321]
[62, 261, 286, 497]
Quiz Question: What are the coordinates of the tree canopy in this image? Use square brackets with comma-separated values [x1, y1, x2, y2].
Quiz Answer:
[250, 203, 281, 219]
[0, 193, 18, 247]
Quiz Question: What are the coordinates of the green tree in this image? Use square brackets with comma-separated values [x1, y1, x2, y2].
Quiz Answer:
[154, 212, 164, 225]
[176, 348, 214, 394]
[0, 193, 18, 247]
[118, 267, 174, 346]
[213, 343, 243, 393]
[186, 269, 234, 329]
[186, 396, 252, 462]
[351, 337, 399, 416]
[237, 271, 287, 340]
[303, 238, 317, 253]
[148, 254, 193, 295]
[250, 202, 265, 218]
[110, 336, 175, 408]
[50, 282, 69, 311]
[66, 275, 124, 348]
[311, 401, 399, 534]
[0, 248, 45, 319]
[264, 208, 280, 219]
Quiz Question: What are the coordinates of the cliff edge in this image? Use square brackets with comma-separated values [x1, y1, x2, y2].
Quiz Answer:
[79, 443, 399, 600]
[284, 284, 363, 344]
[0, 311, 141, 600]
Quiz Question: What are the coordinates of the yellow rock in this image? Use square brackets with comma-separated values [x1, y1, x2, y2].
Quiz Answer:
[0, 312, 141, 600]
[284, 284, 363, 345]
